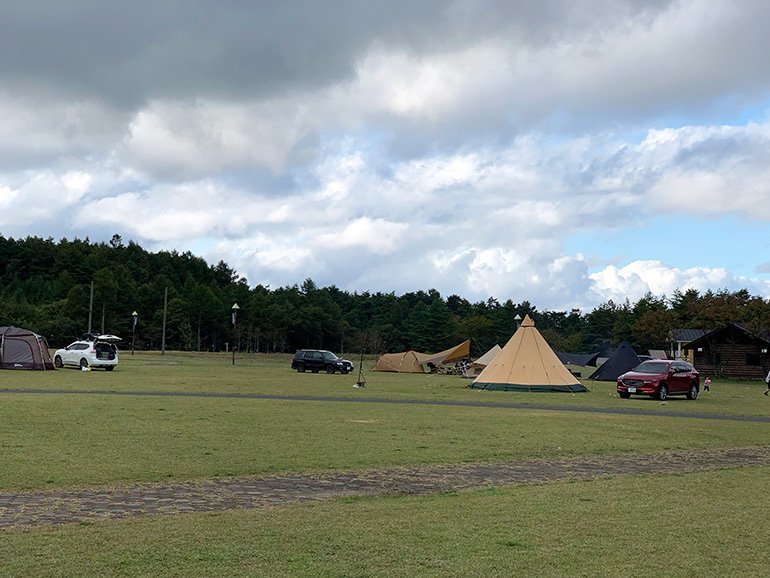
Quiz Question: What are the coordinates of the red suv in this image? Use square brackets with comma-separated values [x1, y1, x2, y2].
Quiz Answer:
[617, 360, 699, 401]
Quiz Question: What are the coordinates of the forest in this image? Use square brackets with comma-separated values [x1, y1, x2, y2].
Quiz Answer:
[2, 234, 770, 356]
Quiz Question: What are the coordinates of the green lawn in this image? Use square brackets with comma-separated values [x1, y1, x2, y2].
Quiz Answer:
[1, 352, 769, 575]
[1, 467, 768, 576]
[6, 351, 770, 416]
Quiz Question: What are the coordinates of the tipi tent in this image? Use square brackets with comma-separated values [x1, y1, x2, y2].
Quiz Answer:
[587, 341, 641, 381]
[372, 339, 471, 373]
[463, 344, 502, 378]
[0, 326, 55, 370]
[468, 315, 588, 392]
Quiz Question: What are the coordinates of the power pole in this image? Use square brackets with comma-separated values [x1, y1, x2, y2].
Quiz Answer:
[161, 287, 168, 355]
[88, 281, 94, 333]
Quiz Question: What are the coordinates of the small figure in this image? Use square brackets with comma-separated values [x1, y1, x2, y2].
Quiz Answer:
[765, 369, 770, 396]
[704, 377, 711, 392]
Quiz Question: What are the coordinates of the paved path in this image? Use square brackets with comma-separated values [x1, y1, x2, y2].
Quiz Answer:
[2, 446, 769, 529]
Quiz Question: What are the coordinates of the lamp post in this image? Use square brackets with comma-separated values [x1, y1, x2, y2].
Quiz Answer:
[231, 303, 239, 365]
[514, 313, 522, 329]
[131, 311, 138, 355]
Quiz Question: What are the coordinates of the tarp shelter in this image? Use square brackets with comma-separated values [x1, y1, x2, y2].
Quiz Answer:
[0, 326, 54, 370]
[555, 351, 600, 367]
[468, 315, 588, 392]
[372, 339, 471, 373]
[463, 344, 501, 378]
[587, 341, 641, 381]
[419, 339, 471, 367]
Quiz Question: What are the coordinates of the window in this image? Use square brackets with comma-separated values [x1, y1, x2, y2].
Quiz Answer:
[746, 353, 760, 366]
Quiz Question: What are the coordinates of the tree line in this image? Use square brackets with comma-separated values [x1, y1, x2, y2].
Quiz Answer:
[2, 234, 768, 356]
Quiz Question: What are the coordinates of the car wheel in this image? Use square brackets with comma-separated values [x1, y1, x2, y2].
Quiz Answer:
[105, 366, 115, 372]
[326, 365, 335, 374]
[296, 364, 305, 373]
[619, 391, 631, 399]
[341, 369, 349, 375]
[79, 358, 89, 369]
[54, 355, 63, 369]
[656, 383, 667, 401]
[687, 382, 698, 400]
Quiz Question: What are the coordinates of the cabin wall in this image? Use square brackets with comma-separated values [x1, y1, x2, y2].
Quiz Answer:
[692, 343, 769, 379]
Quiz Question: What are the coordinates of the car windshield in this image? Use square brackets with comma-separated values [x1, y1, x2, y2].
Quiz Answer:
[321, 352, 339, 361]
[632, 361, 671, 374]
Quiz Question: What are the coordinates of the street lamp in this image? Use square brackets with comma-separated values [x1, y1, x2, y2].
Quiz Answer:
[131, 311, 138, 355]
[514, 313, 522, 329]
[231, 303, 240, 365]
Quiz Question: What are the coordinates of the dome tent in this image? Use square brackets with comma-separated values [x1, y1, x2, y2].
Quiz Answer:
[0, 326, 55, 370]
[372, 340, 470, 373]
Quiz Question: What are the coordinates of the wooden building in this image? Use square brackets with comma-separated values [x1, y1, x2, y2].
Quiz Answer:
[683, 323, 770, 380]
[669, 328, 708, 363]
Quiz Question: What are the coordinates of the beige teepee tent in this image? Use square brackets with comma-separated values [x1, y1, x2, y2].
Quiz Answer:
[469, 315, 588, 392]
[463, 344, 502, 378]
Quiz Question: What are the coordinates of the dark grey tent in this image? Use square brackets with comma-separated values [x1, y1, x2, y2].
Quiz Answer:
[555, 351, 600, 367]
[0, 326, 55, 370]
[587, 341, 641, 381]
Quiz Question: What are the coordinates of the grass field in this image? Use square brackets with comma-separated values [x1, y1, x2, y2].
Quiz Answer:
[1, 352, 769, 575]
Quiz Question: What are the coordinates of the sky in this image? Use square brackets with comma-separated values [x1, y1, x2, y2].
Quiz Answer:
[2, 0, 770, 311]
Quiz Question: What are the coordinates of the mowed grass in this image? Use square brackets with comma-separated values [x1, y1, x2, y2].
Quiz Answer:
[5, 350, 770, 415]
[0, 352, 768, 490]
[1, 467, 768, 576]
[1, 353, 769, 576]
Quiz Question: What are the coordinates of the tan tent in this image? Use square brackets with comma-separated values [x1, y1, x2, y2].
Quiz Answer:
[463, 344, 502, 378]
[418, 339, 470, 366]
[372, 339, 471, 373]
[371, 350, 427, 373]
[469, 315, 588, 392]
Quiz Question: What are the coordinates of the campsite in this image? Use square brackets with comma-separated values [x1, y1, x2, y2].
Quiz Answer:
[1, 349, 769, 575]
[2, 238, 770, 574]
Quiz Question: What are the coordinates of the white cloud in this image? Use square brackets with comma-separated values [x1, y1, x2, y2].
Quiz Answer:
[587, 260, 770, 304]
[123, 98, 312, 178]
[4, 0, 770, 312]
[315, 217, 408, 254]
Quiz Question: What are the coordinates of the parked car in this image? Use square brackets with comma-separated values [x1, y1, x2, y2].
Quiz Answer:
[291, 349, 354, 374]
[617, 359, 699, 401]
[53, 334, 121, 371]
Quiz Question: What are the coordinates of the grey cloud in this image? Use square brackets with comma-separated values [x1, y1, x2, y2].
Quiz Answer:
[0, 1, 675, 107]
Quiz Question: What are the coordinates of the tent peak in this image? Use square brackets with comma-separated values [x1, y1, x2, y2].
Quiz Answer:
[521, 314, 535, 327]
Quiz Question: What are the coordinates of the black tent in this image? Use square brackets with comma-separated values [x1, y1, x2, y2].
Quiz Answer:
[555, 351, 600, 367]
[587, 341, 641, 381]
[0, 326, 55, 370]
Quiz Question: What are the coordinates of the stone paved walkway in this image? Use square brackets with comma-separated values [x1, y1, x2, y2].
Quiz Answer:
[2, 446, 769, 529]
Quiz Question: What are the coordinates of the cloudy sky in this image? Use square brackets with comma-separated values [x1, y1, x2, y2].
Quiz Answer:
[2, 0, 770, 311]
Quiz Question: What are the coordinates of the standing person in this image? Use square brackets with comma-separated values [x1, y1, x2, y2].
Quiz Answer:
[765, 369, 770, 396]
[704, 377, 711, 392]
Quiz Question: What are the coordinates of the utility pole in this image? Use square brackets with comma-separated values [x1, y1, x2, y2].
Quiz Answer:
[88, 281, 94, 333]
[161, 287, 168, 355]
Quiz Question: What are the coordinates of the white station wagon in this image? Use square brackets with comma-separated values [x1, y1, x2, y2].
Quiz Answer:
[53, 334, 121, 371]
